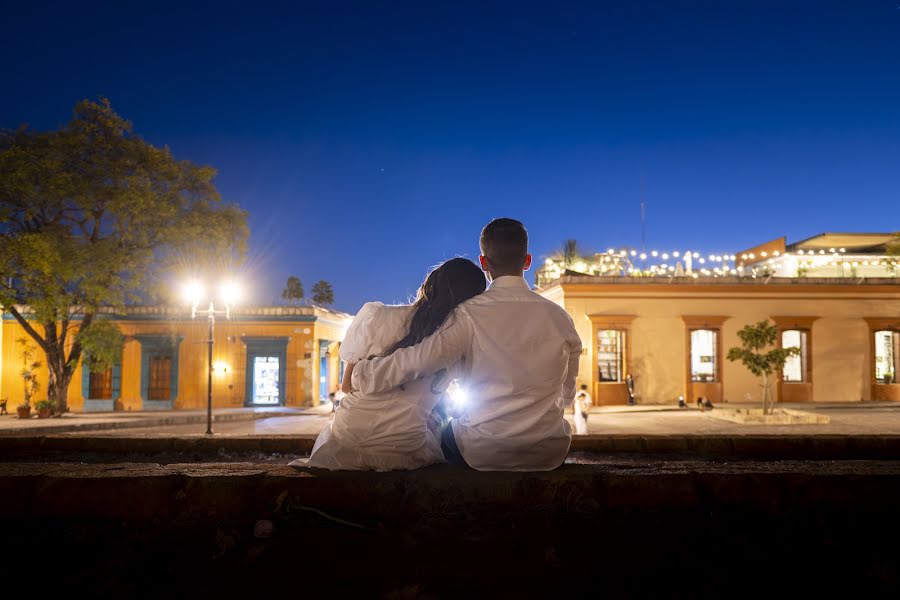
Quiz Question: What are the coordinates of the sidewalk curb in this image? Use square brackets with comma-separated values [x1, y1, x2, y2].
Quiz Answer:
[0, 409, 321, 436]
[0, 434, 316, 456]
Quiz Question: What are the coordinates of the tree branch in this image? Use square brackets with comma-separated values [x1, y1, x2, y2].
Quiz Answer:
[4, 305, 50, 353]
[60, 316, 70, 351]
[65, 312, 94, 373]
[90, 210, 103, 243]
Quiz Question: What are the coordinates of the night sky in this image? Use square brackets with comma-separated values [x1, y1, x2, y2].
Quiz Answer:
[3, 1, 899, 313]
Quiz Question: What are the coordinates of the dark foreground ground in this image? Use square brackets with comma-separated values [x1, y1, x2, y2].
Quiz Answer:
[3, 454, 899, 598]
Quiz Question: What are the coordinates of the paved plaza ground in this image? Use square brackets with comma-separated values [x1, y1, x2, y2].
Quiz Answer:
[4, 401, 900, 438]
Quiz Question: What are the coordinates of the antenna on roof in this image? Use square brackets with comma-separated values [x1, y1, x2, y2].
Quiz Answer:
[640, 175, 646, 253]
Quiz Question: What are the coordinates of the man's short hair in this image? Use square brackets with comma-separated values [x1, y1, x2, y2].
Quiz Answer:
[480, 218, 528, 273]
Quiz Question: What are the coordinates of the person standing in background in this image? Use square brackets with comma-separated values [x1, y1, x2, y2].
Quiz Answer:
[574, 384, 592, 434]
[625, 373, 636, 406]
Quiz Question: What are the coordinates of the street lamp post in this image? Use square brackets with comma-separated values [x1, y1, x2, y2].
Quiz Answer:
[185, 281, 239, 436]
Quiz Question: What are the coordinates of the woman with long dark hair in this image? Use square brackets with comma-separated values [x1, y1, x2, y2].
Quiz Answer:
[294, 257, 486, 470]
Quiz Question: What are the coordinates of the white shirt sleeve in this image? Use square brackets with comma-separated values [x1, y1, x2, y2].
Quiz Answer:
[339, 302, 383, 363]
[351, 310, 472, 395]
[559, 321, 583, 408]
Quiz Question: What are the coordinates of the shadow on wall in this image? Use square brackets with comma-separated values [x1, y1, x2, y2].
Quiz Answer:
[815, 318, 868, 401]
[631, 317, 685, 403]
[633, 353, 681, 403]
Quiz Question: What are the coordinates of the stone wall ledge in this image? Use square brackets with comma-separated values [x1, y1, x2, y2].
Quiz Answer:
[2, 460, 900, 522]
[3, 434, 900, 460]
[4, 460, 899, 596]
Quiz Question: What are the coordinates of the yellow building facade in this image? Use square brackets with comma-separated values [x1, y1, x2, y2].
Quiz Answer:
[0, 306, 352, 412]
[537, 233, 900, 405]
[540, 278, 900, 405]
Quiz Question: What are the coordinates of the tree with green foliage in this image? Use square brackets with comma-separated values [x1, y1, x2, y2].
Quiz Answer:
[77, 320, 126, 373]
[726, 320, 800, 415]
[0, 99, 248, 414]
[282, 275, 304, 305]
[311, 280, 335, 307]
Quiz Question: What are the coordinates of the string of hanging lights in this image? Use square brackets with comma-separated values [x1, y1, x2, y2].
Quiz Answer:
[536, 244, 897, 287]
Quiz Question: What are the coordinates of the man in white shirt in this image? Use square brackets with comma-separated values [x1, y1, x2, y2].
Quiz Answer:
[352, 218, 582, 471]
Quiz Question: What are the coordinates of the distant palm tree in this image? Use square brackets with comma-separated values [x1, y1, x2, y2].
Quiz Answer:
[311, 280, 335, 307]
[281, 276, 304, 305]
[562, 239, 579, 267]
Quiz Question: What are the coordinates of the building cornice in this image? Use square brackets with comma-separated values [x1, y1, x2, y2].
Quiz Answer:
[587, 314, 637, 328]
[863, 317, 900, 331]
[771, 316, 821, 330]
[2, 304, 355, 323]
[543, 276, 900, 298]
[681, 315, 730, 329]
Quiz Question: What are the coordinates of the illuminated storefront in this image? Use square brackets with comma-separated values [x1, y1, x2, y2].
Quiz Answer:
[0, 306, 351, 412]
[539, 233, 900, 404]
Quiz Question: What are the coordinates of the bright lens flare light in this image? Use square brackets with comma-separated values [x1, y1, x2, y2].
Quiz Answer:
[447, 381, 469, 410]
[182, 281, 205, 305]
[220, 281, 241, 305]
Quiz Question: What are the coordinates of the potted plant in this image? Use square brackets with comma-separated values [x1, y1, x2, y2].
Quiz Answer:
[16, 337, 41, 419]
[884, 372, 895, 385]
[34, 399, 54, 419]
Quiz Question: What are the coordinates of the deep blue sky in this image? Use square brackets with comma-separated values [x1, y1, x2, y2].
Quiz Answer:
[3, 1, 899, 312]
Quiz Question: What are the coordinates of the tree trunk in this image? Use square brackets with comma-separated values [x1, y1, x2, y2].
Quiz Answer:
[46, 353, 72, 414]
[48, 314, 91, 415]
[761, 373, 770, 415]
[6, 308, 87, 416]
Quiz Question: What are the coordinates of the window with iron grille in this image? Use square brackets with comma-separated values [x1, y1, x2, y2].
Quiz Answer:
[89, 367, 113, 399]
[148, 356, 172, 400]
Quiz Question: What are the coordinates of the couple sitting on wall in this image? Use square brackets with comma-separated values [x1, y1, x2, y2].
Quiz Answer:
[290, 218, 582, 472]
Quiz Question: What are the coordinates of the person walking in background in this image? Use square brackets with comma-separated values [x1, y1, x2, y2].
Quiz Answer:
[573, 384, 592, 434]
